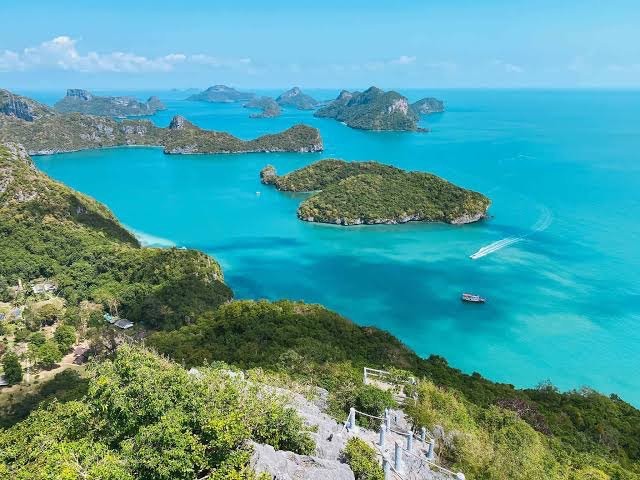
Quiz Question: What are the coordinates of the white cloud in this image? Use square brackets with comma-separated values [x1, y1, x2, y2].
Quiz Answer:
[0, 36, 250, 73]
[390, 55, 417, 65]
[492, 59, 524, 74]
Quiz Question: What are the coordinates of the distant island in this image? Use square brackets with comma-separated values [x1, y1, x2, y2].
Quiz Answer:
[187, 85, 255, 103]
[244, 96, 282, 118]
[276, 87, 319, 110]
[54, 89, 166, 117]
[314, 87, 444, 131]
[410, 97, 444, 115]
[0, 89, 322, 155]
[261, 159, 490, 225]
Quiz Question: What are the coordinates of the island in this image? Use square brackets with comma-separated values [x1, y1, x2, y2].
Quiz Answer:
[411, 97, 445, 115]
[261, 159, 490, 225]
[54, 89, 166, 117]
[0, 89, 323, 155]
[314, 87, 444, 131]
[276, 87, 319, 110]
[186, 84, 255, 103]
[244, 96, 282, 118]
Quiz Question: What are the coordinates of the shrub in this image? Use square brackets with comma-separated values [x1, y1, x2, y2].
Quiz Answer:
[54, 325, 76, 353]
[342, 437, 384, 480]
[2, 351, 22, 384]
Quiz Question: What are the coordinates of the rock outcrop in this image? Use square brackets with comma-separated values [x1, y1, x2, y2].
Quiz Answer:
[411, 97, 445, 115]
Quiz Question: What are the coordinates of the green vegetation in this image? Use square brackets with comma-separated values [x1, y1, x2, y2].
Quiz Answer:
[276, 87, 319, 110]
[244, 96, 282, 118]
[0, 143, 232, 329]
[0, 89, 322, 155]
[1, 351, 22, 384]
[187, 85, 255, 103]
[54, 89, 166, 117]
[410, 97, 445, 115]
[148, 299, 640, 478]
[0, 345, 314, 479]
[342, 437, 384, 480]
[314, 87, 422, 131]
[1, 140, 640, 479]
[262, 159, 490, 225]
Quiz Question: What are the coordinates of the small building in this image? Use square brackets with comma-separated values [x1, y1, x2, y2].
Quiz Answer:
[8, 307, 23, 320]
[103, 313, 116, 324]
[32, 281, 57, 294]
[114, 318, 134, 329]
[0, 313, 5, 322]
[0, 375, 9, 387]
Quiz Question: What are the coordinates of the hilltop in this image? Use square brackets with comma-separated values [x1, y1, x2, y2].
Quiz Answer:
[276, 87, 319, 110]
[261, 159, 490, 225]
[0, 89, 323, 155]
[315, 87, 444, 131]
[187, 84, 255, 103]
[54, 89, 166, 117]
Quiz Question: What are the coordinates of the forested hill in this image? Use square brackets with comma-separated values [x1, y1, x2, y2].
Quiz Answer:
[0, 143, 232, 330]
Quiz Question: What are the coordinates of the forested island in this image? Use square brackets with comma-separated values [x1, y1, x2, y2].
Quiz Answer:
[0, 142, 639, 479]
[186, 84, 255, 103]
[261, 159, 490, 225]
[276, 87, 319, 110]
[314, 87, 444, 131]
[244, 96, 282, 118]
[0, 89, 322, 154]
[54, 89, 166, 117]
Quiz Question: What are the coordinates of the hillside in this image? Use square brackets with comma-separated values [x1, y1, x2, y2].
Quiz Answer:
[262, 159, 490, 225]
[276, 87, 319, 110]
[0, 90, 323, 155]
[1, 144, 640, 479]
[244, 96, 282, 118]
[54, 89, 166, 117]
[0, 143, 232, 329]
[314, 87, 422, 131]
[187, 84, 255, 103]
[411, 97, 445, 115]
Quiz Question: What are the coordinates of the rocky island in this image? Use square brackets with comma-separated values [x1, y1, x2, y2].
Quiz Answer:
[244, 96, 282, 118]
[186, 84, 255, 103]
[0, 89, 322, 155]
[261, 159, 490, 225]
[54, 89, 166, 117]
[276, 87, 319, 110]
[315, 87, 444, 131]
[410, 97, 445, 115]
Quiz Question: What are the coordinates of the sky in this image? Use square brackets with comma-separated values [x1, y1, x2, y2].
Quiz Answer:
[1, 0, 640, 90]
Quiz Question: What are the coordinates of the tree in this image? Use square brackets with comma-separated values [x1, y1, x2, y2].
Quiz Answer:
[2, 351, 23, 384]
[37, 341, 63, 369]
[0, 276, 10, 302]
[54, 325, 77, 353]
[29, 331, 46, 347]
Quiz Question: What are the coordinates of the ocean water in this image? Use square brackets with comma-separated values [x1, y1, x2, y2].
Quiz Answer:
[30, 89, 640, 405]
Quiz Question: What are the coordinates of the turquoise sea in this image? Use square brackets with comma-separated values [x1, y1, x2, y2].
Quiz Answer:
[27, 89, 640, 405]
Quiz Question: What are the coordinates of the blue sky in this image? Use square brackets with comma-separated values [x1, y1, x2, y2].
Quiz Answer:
[2, 0, 640, 89]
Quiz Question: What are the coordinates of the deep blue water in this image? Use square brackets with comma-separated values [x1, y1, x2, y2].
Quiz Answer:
[29, 89, 640, 405]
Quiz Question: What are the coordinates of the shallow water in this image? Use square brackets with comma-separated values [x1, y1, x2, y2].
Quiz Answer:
[32, 88, 640, 405]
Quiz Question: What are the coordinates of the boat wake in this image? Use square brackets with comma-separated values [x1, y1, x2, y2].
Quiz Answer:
[469, 206, 553, 260]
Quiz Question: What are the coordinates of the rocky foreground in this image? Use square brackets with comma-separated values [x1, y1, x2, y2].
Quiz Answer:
[0, 89, 323, 155]
[262, 159, 490, 226]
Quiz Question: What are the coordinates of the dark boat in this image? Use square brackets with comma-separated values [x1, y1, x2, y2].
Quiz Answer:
[461, 293, 486, 303]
